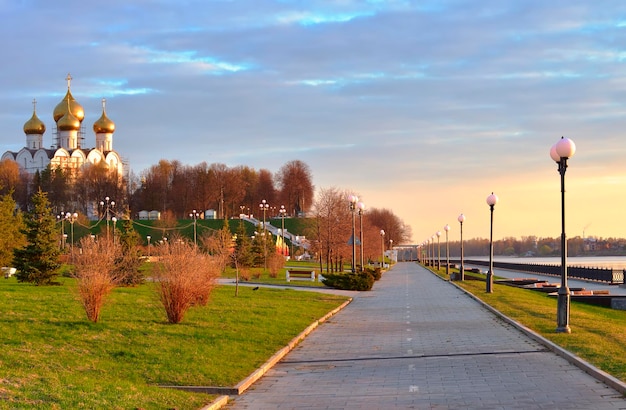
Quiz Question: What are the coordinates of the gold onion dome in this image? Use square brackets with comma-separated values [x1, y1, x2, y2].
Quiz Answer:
[53, 89, 85, 123]
[57, 100, 81, 132]
[93, 99, 115, 134]
[23, 101, 46, 135]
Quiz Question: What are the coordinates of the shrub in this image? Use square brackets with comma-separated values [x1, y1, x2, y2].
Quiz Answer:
[72, 237, 120, 323]
[268, 253, 285, 278]
[153, 240, 220, 323]
[321, 271, 375, 291]
[239, 267, 251, 281]
[364, 267, 382, 281]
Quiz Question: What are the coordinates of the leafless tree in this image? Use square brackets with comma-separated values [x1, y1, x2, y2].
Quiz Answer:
[276, 160, 314, 216]
[308, 187, 352, 273]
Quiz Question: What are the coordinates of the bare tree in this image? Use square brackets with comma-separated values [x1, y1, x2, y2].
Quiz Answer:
[367, 208, 412, 246]
[276, 160, 314, 216]
[308, 187, 351, 273]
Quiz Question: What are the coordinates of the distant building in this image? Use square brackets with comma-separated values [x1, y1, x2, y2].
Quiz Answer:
[1, 74, 123, 177]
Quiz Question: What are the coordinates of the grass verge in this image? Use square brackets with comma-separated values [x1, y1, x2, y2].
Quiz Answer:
[430, 267, 626, 383]
[220, 262, 328, 288]
[0, 277, 349, 409]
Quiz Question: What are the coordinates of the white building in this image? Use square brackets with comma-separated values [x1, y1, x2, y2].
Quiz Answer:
[2, 74, 123, 177]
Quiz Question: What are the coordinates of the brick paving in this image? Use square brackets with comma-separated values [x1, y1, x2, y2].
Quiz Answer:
[226, 262, 626, 409]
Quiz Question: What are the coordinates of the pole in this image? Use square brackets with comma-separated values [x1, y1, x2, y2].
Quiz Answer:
[359, 209, 364, 271]
[487, 204, 494, 293]
[459, 221, 465, 281]
[557, 157, 571, 333]
[445, 227, 450, 275]
[351, 207, 356, 273]
[437, 234, 441, 270]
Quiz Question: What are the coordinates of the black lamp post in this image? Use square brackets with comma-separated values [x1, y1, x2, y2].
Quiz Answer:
[259, 199, 269, 272]
[436, 231, 441, 270]
[444, 224, 450, 275]
[357, 202, 365, 271]
[65, 212, 78, 258]
[58, 211, 66, 250]
[100, 196, 115, 241]
[380, 229, 385, 269]
[112, 217, 118, 245]
[550, 136, 576, 334]
[486, 193, 498, 293]
[279, 205, 287, 256]
[348, 195, 359, 273]
[458, 213, 465, 281]
[189, 209, 200, 246]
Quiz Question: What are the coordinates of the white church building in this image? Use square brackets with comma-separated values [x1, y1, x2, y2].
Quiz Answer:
[2, 74, 123, 177]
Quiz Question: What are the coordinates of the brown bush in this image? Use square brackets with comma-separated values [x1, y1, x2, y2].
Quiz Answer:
[268, 253, 285, 278]
[72, 237, 120, 323]
[153, 240, 220, 323]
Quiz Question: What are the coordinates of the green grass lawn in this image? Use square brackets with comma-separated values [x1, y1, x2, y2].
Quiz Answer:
[220, 262, 333, 288]
[431, 267, 626, 383]
[0, 277, 349, 409]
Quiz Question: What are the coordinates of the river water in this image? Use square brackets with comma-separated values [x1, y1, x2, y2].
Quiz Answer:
[468, 256, 626, 270]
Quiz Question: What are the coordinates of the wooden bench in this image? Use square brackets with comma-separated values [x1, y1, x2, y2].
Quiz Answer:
[2, 267, 16, 279]
[286, 269, 316, 282]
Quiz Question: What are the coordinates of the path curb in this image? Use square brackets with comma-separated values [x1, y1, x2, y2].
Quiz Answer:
[192, 297, 353, 409]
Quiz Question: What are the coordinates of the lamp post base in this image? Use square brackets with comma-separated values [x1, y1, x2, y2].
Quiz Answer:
[556, 289, 571, 333]
[486, 272, 493, 293]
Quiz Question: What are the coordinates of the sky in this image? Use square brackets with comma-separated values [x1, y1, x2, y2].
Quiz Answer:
[1, 0, 626, 244]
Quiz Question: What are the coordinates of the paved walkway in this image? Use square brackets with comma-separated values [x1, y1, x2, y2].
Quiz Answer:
[226, 262, 626, 409]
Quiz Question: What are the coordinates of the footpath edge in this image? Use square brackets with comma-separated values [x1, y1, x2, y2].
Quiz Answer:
[197, 297, 353, 409]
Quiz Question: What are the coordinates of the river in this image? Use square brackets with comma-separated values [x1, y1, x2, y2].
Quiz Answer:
[467, 255, 626, 270]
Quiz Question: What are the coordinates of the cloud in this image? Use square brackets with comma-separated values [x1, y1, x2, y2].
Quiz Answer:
[1, 1, 626, 241]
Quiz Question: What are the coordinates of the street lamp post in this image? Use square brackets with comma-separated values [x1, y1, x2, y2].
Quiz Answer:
[100, 197, 115, 241]
[437, 231, 441, 270]
[486, 193, 499, 293]
[458, 214, 466, 281]
[58, 211, 66, 251]
[279, 205, 287, 256]
[111, 217, 117, 245]
[189, 209, 200, 246]
[65, 212, 78, 258]
[147, 235, 151, 257]
[259, 199, 269, 272]
[357, 202, 365, 271]
[444, 224, 450, 275]
[348, 195, 359, 273]
[551, 136, 576, 334]
[431, 235, 435, 267]
[380, 230, 385, 269]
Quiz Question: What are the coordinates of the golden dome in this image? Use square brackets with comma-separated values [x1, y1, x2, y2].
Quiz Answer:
[23, 100, 46, 135]
[93, 99, 115, 134]
[53, 89, 85, 123]
[57, 98, 81, 132]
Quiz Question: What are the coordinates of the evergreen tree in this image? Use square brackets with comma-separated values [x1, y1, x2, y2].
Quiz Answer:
[233, 219, 253, 268]
[0, 192, 25, 267]
[13, 189, 61, 285]
[114, 219, 144, 286]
